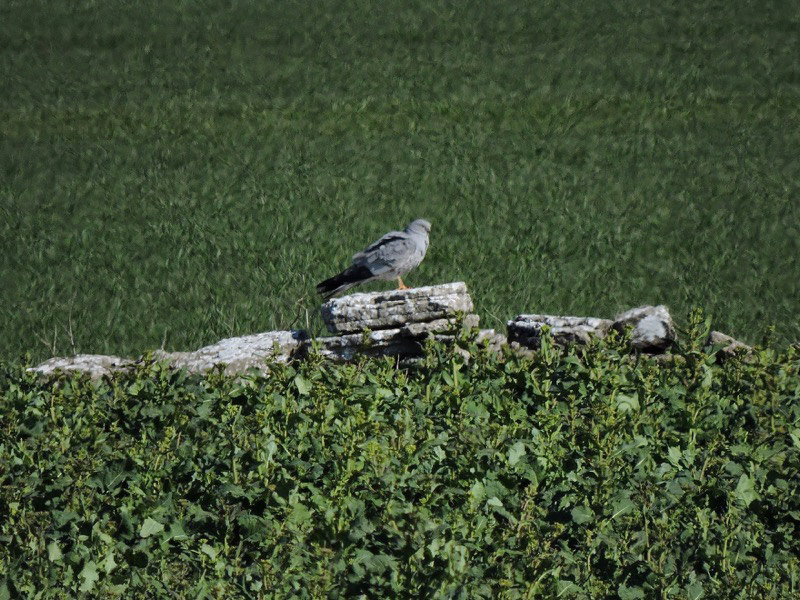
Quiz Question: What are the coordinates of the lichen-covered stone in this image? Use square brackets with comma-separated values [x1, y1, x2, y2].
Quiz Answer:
[476, 329, 507, 352]
[707, 330, 752, 359]
[305, 314, 481, 362]
[400, 314, 479, 336]
[320, 282, 473, 333]
[305, 328, 424, 362]
[161, 330, 308, 374]
[507, 315, 613, 349]
[613, 305, 675, 351]
[30, 354, 134, 378]
[31, 331, 308, 378]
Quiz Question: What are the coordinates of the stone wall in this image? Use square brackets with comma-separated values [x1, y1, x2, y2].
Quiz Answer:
[31, 282, 751, 378]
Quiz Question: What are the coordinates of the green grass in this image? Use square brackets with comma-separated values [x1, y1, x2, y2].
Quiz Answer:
[2, 0, 799, 363]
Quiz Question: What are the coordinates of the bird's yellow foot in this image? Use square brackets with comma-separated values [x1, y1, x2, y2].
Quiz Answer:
[396, 277, 409, 290]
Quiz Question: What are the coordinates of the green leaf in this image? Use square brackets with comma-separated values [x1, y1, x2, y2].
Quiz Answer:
[700, 365, 714, 389]
[556, 580, 581, 597]
[102, 550, 117, 574]
[294, 375, 311, 396]
[486, 496, 503, 508]
[356, 551, 397, 575]
[667, 446, 682, 466]
[686, 580, 704, 600]
[618, 583, 645, 599]
[616, 394, 639, 413]
[53, 510, 79, 527]
[201, 543, 217, 560]
[428, 538, 443, 557]
[79, 561, 99, 593]
[95, 528, 113, 545]
[47, 541, 63, 562]
[571, 505, 594, 524]
[610, 497, 636, 520]
[165, 521, 189, 541]
[103, 464, 128, 491]
[790, 429, 800, 449]
[287, 502, 312, 528]
[508, 441, 526, 466]
[469, 481, 486, 509]
[735, 474, 759, 507]
[139, 517, 164, 538]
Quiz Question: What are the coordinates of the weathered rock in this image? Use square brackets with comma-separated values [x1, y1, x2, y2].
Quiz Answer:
[306, 315, 481, 362]
[613, 305, 675, 352]
[161, 330, 308, 374]
[707, 330, 753, 359]
[476, 329, 507, 353]
[507, 315, 613, 349]
[31, 331, 308, 378]
[453, 329, 508, 362]
[321, 282, 473, 334]
[31, 354, 134, 378]
[400, 314, 480, 336]
[306, 329, 425, 362]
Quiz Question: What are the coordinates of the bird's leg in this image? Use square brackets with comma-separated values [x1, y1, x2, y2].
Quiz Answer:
[396, 277, 409, 290]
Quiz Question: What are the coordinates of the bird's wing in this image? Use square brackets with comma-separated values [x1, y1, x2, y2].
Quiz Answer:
[352, 230, 407, 260]
[353, 231, 418, 275]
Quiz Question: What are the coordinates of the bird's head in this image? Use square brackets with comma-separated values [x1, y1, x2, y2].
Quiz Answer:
[407, 219, 432, 234]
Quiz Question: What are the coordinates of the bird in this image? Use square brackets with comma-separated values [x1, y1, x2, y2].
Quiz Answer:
[316, 219, 431, 300]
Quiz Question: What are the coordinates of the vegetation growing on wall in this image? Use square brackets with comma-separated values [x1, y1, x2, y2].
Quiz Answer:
[2, 318, 799, 598]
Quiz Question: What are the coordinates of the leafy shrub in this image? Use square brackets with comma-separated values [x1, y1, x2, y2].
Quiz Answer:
[1, 324, 799, 598]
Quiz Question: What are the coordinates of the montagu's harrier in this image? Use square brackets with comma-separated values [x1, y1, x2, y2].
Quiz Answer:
[316, 219, 431, 300]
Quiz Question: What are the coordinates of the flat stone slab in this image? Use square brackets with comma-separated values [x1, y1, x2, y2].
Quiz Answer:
[160, 330, 309, 374]
[320, 282, 473, 334]
[31, 331, 309, 378]
[31, 354, 134, 378]
[613, 305, 675, 351]
[507, 315, 613, 349]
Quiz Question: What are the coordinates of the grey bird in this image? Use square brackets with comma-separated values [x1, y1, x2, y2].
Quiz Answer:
[316, 219, 431, 300]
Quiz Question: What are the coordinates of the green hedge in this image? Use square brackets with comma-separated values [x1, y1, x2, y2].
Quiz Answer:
[2, 321, 799, 598]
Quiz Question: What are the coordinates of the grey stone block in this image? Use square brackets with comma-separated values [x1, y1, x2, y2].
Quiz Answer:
[320, 282, 473, 334]
[613, 305, 675, 351]
[507, 315, 613, 349]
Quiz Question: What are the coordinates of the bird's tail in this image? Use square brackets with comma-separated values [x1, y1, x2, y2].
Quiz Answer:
[316, 265, 373, 300]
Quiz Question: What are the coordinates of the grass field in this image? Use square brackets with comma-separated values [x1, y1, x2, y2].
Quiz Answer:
[2, 0, 799, 363]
